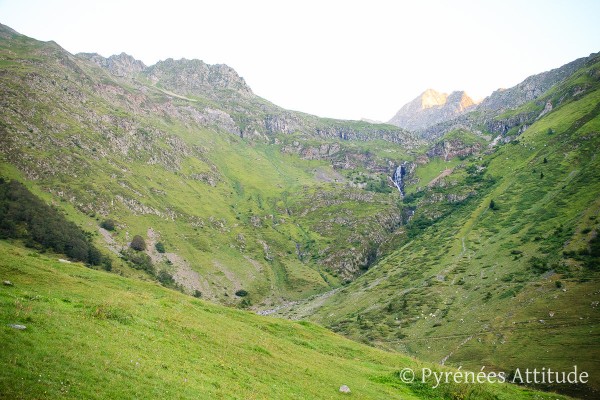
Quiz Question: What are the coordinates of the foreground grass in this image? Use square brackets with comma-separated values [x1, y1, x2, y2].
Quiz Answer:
[0, 241, 564, 399]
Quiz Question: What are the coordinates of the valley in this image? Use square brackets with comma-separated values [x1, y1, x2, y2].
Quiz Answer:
[0, 21, 599, 399]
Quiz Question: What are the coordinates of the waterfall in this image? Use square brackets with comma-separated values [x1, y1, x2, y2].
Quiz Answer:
[391, 163, 406, 197]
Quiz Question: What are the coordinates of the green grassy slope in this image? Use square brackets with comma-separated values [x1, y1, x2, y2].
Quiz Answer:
[0, 240, 565, 399]
[288, 68, 600, 399]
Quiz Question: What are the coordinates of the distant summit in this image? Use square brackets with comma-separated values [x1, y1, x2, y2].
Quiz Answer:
[388, 89, 476, 132]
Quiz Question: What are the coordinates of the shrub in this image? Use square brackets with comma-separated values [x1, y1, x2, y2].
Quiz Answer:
[239, 298, 252, 308]
[130, 235, 146, 251]
[555, 280, 563, 288]
[121, 249, 154, 274]
[100, 219, 116, 231]
[157, 270, 174, 286]
[193, 290, 202, 298]
[365, 176, 393, 194]
[529, 256, 550, 273]
[489, 199, 499, 211]
[235, 289, 248, 297]
[155, 241, 166, 253]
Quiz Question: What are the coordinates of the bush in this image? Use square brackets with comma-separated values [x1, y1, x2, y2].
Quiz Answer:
[100, 219, 116, 231]
[529, 256, 550, 273]
[122, 249, 154, 274]
[365, 176, 393, 194]
[555, 280, 563, 288]
[193, 290, 202, 298]
[235, 289, 248, 297]
[489, 199, 499, 211]
[157, 270, 175, 286]
[130, 235, 146, 251]
[155, 241, 166, 253]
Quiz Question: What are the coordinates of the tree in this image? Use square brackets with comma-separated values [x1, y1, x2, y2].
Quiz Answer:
[100, 219, 116, 231]
[155, 241, 166, 253]
[489, 199, 499, 211]
[543, 157, 548, 164]
[130, 235, 146, 251]
[540, 172, 544, 179]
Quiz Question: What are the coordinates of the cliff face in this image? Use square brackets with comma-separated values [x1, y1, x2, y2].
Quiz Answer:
[388, 89, 476, 132]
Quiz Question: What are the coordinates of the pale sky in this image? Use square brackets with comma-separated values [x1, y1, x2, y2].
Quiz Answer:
[1, 0, 599, 121]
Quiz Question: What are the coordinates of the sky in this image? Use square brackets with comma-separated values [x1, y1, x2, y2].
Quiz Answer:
[0, 0, 599, 121]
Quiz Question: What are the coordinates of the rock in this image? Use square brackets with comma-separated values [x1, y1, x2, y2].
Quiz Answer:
[3, 280, 13, 286]
[8, 324, 26, 330]
[388, 89, 476, 131]
[339, 385, 351, 393]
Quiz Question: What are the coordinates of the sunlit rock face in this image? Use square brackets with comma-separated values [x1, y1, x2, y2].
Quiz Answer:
[388, 89, 476, 132]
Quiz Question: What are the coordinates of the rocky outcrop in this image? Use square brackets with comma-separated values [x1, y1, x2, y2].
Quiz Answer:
[477, 54, 592, 113]
[388, 89, 476, 132]
[426, 139, 483, 161]
[78, 52, 146, 78]
[145, 58, 254, 99]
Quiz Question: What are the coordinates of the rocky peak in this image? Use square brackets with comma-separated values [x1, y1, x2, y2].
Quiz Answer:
[144, 58, 253, 99]
[78, 52, 146, 78]
[388, 89, 476, 132]
[446, 90, 476, 111]
[419, 89, 448, 109]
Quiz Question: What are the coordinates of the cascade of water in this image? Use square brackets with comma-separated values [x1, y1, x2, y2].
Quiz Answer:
[391, 163, 406, 196]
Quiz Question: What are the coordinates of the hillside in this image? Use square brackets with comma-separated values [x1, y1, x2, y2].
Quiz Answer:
[278, 55, 600, 399]
[0, 240, 567, 399]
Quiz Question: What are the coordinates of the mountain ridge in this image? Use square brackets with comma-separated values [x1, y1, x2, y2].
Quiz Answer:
[388, 89, 476, 132]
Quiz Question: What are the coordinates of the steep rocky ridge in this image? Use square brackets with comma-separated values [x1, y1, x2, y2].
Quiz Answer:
[74, 48, 418, 145]
[388, 89, 476, 131]
[78, 52, 146, 78]
[420, 52, 600, 141]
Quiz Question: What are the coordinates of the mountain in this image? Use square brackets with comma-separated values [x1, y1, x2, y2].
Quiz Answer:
[477, 54, 592, 113]
[0, 21, 598, 399]
[0, 22, 419, 309]
[418, 52, 600, 140]
[388, 89, 476, 131]
[276, 53, 600, 399]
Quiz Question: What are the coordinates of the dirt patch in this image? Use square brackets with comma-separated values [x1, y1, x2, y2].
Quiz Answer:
[98, 227, 122, 254]
[314, 167, 345, 183]
[428, 168, 454, 187]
